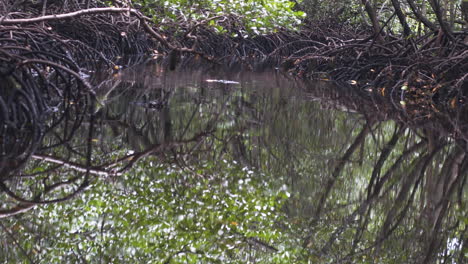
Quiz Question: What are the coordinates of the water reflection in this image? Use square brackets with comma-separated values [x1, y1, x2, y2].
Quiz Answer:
[0, 62, 466, 263]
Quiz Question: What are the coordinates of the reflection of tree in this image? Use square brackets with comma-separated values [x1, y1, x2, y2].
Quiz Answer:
[1, 66, 467, 262]
[1, 67, 294, 262]
[136, 70, 467, 262]
[161, 72, 466, 262]
[249, 80, 468, 263]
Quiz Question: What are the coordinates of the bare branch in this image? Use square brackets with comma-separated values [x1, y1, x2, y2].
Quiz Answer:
[0, 7, 139, 25]
[31, 154, 120, 177]
[406, 0, 437, 32]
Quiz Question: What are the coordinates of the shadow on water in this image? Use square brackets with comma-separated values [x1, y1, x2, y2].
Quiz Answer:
[0, 61, 466, 263]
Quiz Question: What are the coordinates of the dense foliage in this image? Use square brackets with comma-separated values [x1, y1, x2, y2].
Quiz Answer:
[1, 157, 297, 263]
[1, 0, 467, 263]
[123, 0, 305, 36]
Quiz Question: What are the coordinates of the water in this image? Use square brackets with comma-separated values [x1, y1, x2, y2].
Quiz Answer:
[0, 62, 466, 263]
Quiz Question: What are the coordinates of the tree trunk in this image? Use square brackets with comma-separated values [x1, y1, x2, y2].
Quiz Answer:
[406, 0, 437, 32]
[429, 0, 454, 40]
[361, 0, 384, 41]
[462, 0, 468, 25]
[391, 0, 412, 37]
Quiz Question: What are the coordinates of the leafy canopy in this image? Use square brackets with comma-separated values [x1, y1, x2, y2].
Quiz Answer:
[131, 0, 306, 35]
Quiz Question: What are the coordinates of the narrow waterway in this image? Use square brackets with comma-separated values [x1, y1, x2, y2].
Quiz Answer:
[0, 61, 466, 263]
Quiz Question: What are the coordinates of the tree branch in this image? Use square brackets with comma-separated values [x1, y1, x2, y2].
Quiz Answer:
[360, 0, 384, 42]
[391, 0, 412, 37]
[0, 7, 139, 25]
[406, 0, 437, 32]
[31, 154, 120, 177]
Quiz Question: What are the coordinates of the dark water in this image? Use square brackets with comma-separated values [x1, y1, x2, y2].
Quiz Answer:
[0, 62, 466, 263]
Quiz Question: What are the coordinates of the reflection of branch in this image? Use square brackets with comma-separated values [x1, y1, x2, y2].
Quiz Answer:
[0, 174, 87, 205]
[303, 124, 370, 249]
[370, 141, 426, 198]
[0, 105, 96, 217]
[122, 131, 213, 172]
[423, 148, 466, 263]
[0, 175, 81, 218]
[107, 95, 228, 172]
[96, 130, 213, 173]
[163, 247, 205, 264]
[246, 237, 278, 253]
[380, 146, 440, 239]
[75, 244, 90, 264]
[17, 164, 62, 178]
[319, 139, 426, 256]
[31, 154, 119, 177]
[314, 124, 370, 218]
[0, 222, 35, 263]
[336, 143, 445, 262]
[319, 201, 368, 256]
[367, 127, 403, 199]
[0, 203, 35, 219]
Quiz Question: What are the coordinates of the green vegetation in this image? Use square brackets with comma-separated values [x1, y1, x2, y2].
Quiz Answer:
[1, 70, 466, 263]
[1, 158, 296, 263]
[1, 0, 467, 263]
[131, 0, 305, 35]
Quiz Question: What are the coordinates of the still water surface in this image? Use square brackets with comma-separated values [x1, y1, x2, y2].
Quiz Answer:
[0, 62, 466, 263]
